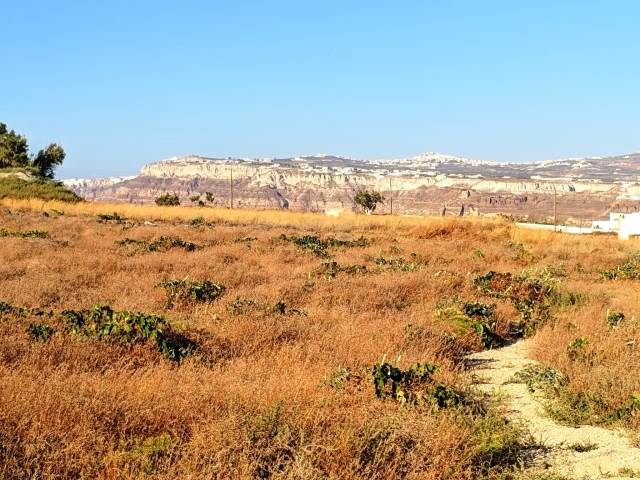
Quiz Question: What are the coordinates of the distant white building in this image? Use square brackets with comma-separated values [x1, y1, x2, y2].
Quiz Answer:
[592, 212, 640, 240]
[325, 207, 344, 217]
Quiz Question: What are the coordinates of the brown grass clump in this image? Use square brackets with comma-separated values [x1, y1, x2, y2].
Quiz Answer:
[0, 201, 638, 478]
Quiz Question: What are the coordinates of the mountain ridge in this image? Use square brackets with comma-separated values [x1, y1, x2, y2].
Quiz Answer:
[64, 151, 640, 222]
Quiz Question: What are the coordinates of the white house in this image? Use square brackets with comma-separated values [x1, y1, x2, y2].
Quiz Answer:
[592, 212, 640, 240]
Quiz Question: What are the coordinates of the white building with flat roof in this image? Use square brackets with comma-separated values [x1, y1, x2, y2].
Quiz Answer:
[592, 212, 640, 240]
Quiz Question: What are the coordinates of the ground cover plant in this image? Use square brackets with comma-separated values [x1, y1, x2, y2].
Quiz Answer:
[0, 199, 638, 478]
[157, 279, 226, 308]
[117, 235, 198, 253]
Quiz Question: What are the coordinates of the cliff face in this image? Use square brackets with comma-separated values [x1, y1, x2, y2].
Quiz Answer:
[64, 152, 640, 221]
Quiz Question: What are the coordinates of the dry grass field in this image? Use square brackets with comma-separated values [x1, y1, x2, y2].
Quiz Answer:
[1, 199, 639, 479]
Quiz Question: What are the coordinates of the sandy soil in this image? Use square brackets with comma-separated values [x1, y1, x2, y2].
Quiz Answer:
[467, 340, 640, 479]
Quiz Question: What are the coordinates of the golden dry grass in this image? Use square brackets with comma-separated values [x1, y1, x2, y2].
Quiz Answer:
[1, 200, 639, 478]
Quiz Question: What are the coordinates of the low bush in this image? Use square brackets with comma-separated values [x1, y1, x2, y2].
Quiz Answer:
[280, 234, 369, 257]
[28, 323, 55, 341]
[606, 310, 625, 328]
[0, 228, 48, 238]
[155, 193, 180, 206]
[60, 305, 196, 361]
[157, 279, 225, 308]
[371, 362, 460, 407]
[436, 302, 502, 349]
[602, 253, 640, 280]
[474, 269, 560, 337]
[117, 236, 198, 253]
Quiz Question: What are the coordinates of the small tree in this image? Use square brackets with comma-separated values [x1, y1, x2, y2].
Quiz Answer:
[33, 143, 66, 179]
[204, 192, 215, 203]
[155, 192, 181, 206]
[0, 122, 30, 168]
[354, 190, 385, 215]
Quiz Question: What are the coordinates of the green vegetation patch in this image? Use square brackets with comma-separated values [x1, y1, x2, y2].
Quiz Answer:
[0, 177, 81, 202]
[0, 228, 49, 238]
[155, 192, 180, 206]
[117, 236, 198, 253]
[436, 301, 502, 349]
[1, 300, 197, 361]
[280, 233, 369, 257]
[28, 322, 55, 341]
[474, 269, 564, 337]
[60, 305, 196, 361]
[372, 254, 417, 272]
[602, 253, 640, 280]
[372, 361, 461, 407]
[606, 310, 626, 328]
[317, 260, 368, 279]
[157, 279, 225, 308]
[511, 365, 567, 393]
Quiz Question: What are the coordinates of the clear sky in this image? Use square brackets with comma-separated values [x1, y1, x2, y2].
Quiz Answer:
[2, 1, 639, 178]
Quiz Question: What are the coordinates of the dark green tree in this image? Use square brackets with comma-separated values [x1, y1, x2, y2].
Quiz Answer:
[354, 190, 385, 215]
[0, 122, 30, 168]
[33, 143, 66, 179]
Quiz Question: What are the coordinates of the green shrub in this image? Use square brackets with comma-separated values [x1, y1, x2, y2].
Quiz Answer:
[0, 301, 37, 317]
[371, 362, 460, 407]
[436, 302, 501, 348]
[157, 279, 225, 308]
[606, 310, 625, 328]
[474, 270, 560, 337]
[155, 192, 180, 206]
[117, 236, 198, 253]
[567, 337, 589, 361]
[28, 323, 55, 341]
[60, 305, 196, 361]
[280, 234, 369, 257]
[602, 253, 640, 280]
[601, 393, 640, 424]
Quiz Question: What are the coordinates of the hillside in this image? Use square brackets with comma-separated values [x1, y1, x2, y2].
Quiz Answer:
[0, 170, 82, 203]
[64, 152, 640, 222]
[1, 200, 640, 478]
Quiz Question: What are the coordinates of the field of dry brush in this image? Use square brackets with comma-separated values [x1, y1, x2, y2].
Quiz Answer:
[1, 200, 639, 479]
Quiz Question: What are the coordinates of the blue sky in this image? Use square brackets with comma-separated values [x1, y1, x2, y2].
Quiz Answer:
[2, 1, 639, 178]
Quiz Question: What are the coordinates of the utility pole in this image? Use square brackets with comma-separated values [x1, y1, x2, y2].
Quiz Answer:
[389, 177, 393, 215]
[230, 166, 234, 209]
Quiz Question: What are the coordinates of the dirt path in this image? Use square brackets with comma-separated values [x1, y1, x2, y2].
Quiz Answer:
[466, 340, 640, 479]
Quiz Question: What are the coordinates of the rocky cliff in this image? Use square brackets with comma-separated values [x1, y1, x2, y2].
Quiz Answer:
[64, 152, 640, 222]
